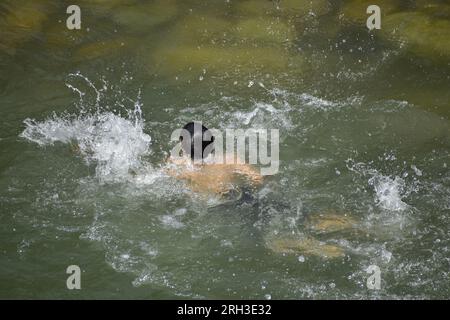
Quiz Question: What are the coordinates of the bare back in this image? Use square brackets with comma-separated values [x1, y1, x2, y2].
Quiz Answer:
[166, 155, 263, 197]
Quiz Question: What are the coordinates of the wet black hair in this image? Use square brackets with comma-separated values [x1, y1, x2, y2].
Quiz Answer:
[179, 122, 215, 160]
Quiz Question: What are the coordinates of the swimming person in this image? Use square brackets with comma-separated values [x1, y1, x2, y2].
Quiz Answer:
[166, 121, 263, 200]
[166, 122, 358, 259]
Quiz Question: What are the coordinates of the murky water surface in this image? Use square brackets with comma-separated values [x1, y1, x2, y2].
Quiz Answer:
[1, 0, 449, 299]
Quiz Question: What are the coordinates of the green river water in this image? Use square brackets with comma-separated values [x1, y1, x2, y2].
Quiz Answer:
[0, 0, 449, 299]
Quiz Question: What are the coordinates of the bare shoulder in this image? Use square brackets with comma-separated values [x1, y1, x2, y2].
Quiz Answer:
[212, 153, 264, 185]
[165, 154, 263, 195]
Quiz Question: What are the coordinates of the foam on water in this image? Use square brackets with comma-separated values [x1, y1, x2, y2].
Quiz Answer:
[346, 160, 412, 213]
[369, 175, 408, 212]
[232, 101, 293, 128]
[20, 77, 152, 183]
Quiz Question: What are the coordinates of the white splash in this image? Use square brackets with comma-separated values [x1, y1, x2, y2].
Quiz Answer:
[347, 160, 410, 212]
[231, 102, 292, 128]
[159, 215, 185, 229]
[369, 174, 408, 211]
[20, 82, 151, 183]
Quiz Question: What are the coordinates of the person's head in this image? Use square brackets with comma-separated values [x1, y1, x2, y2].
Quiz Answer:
[179, 122, 214, 161]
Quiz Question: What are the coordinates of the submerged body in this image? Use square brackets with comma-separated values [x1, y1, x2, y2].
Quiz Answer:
[166, 153, 358, 259]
